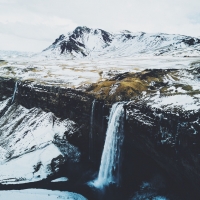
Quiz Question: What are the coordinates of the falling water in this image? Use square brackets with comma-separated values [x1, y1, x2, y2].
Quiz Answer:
[92, 102, 125, 188]
[11, 82, 18, 104]
[89, 100, 96, 161]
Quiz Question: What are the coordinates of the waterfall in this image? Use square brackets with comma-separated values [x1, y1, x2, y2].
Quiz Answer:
[11, 82, 18, 104]
[89, 100, 96, 161]
[92, 102, 125, 188]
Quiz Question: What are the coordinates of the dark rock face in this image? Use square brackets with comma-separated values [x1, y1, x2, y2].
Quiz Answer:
[122, 34, 136, 42]
[0, 77, 15, 100]
[72, 26, 91, 39]
[98, 29, 113, 43]
[51, 26, 90, 56]
[182, 37, 200, 46]
[52, 34, 65, 45]
[0, 77, 15, 117]
[60, 39, 86, 56]
[87, 100, 110, 166]
[124, 102, 200, 198]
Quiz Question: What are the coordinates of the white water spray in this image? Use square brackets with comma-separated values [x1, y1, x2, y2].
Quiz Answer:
[92, 102, 125, 188]
[11, 82, 18, 104]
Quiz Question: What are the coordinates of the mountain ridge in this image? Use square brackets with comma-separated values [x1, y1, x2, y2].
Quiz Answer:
[42, 26, 200, 58]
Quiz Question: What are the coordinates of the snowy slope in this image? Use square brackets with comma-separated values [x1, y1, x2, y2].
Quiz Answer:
[42, 26, 200, 58]
[0, 101, 80, 184]
[0, 189, 87, 200]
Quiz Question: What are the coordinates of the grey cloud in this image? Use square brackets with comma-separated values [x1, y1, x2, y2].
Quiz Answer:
[0, 0, 200, 51]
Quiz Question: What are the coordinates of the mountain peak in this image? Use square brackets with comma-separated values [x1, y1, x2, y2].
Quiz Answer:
[73, 26, 91, 37]
[52, 34, 65, 45]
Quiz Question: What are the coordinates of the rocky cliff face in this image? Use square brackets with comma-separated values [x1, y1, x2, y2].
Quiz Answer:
[124, 102, 200, 197]
[0, 78, 91, 184]
[0, 77, 15, 100]
[0, 63, 199, 198]
[0, 78, 108, 165]
[17, 83, 104, 164]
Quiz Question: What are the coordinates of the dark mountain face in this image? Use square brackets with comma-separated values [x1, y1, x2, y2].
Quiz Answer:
[71, 26, 91, 39]
[60, 37, 86, 56]
[98, 29, 113, 43]
[182, 37, 200, 46]
[60, 41, 84, 55]
[122, 34, 136, 42]
[55, 27, 89, 56]
[52, 34, 65, 45]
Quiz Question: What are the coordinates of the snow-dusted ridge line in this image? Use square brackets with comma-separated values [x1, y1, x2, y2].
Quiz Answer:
[42, 26, 200, 58]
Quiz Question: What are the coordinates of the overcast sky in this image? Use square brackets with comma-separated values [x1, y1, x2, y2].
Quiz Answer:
[0, 0, 200, 52]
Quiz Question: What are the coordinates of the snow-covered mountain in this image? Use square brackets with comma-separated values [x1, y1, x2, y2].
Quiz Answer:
[42, 26, 200, 58]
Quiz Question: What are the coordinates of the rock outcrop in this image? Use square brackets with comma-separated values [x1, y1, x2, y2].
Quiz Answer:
[124, 102, 200, 198]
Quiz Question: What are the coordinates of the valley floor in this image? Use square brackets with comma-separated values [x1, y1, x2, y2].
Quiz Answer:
[0, 56, 200, 88]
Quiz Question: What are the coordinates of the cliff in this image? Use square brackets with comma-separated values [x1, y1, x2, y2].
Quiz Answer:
[0, 61, 199, 198]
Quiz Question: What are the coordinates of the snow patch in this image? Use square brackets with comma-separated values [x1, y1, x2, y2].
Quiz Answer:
[148, 94, 200, 111]
[0, 189, 87, 200]
[51, 177, 68, 182]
